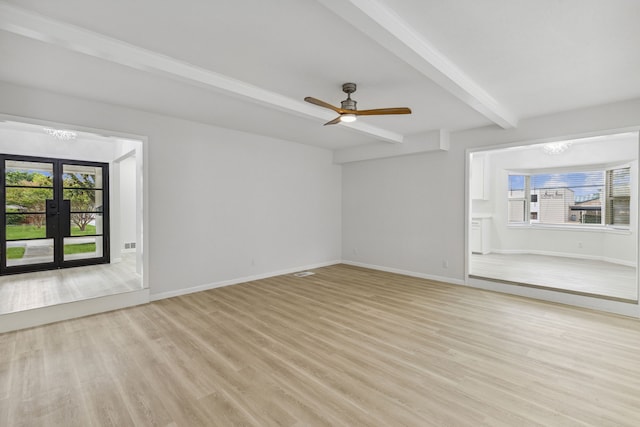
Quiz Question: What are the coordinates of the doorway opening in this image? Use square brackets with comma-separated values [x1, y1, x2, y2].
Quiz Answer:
[468, 132, 639, 302]
[0, 118, 145, 315]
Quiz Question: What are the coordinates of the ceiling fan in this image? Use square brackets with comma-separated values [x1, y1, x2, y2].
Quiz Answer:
[304, 83, 412, 126]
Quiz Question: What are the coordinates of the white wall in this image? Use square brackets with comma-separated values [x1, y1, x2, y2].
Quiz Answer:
[343, 149, 459, 282]
[0, 82, 342, 298]
[119, 155, 137, 252]
[342, 98, 640, 316]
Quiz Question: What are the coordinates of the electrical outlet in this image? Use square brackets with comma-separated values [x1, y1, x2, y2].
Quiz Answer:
[442, 260, 449, 269]
[578, 241, 583, 248]
[124, 243, 131, 249]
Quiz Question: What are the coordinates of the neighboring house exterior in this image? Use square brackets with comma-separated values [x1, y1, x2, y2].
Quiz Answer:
[570, 193, 602, 224]
[529, 188, 576, 224]
[513, 188, 603, 225]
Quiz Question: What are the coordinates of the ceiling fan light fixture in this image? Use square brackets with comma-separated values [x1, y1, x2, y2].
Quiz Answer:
[43, 127, 77, 141]
[542, 141, 571, 155]
[340, 114, 357, 123]
[304, 83, 411, 126]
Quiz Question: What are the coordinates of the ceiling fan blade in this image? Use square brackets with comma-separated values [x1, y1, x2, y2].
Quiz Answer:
[354, 107, 412, 116]
[304, 97, 344, 113]
[323, 116, 342, 126]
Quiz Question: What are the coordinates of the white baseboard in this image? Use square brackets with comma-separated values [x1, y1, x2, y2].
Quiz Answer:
[6, 256, 635, 333]
[0, 288, 149, 334]
[1, 260, 342, 332]
[491, 249, 637, 267]
[150, 260, 342, 301]
[602, 256, 637, 268]
[341, 260, 465, 286]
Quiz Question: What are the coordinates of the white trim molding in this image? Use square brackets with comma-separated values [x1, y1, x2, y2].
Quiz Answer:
[150, 260, 342, 301]
[467, 276, 639, 318]
[491, 249, 637, 268]
[341, 259, 465, 286]
[334, 129, 449, 163]
[0, 288, 149, 334]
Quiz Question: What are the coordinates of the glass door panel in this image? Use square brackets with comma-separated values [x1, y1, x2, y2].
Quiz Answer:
[6, 239, 54, 267]
[1, 156, 109, 274]
[62, 163, 106, 263]
[64, 236, 103, 261]
[4, 160, 56, 268]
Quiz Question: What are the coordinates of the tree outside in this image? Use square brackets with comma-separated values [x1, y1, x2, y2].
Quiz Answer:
[5, 170, 53, 229]
[5, 170, 99, 236]
[63, 172, 98, 232]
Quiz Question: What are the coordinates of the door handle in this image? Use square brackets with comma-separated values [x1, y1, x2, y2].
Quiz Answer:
[45, 199, 57, 238]
[61, 199, 71, 237]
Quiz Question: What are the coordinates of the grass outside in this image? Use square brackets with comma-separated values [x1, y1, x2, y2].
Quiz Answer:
[4, 243, 96, 259]
[6, 247, 25, 259]
[6, 224, 97, 240]
[4, 225, 97, 259]
[64, 243, 96, 255]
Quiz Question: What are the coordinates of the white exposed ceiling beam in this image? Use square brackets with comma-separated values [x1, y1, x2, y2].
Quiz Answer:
[0, 2, 404, 143]
[316, 0, 518, 129]
[334, 129, 449, 164]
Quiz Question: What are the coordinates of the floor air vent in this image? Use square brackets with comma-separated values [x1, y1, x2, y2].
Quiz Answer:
[293, 271, 315, 278]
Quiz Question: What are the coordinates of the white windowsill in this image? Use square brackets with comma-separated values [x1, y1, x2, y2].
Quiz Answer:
[507, 223, 631, 234]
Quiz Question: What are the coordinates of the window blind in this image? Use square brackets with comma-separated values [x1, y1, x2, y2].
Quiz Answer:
[531, 171, 604, 225]
[606, 167, 631, 225]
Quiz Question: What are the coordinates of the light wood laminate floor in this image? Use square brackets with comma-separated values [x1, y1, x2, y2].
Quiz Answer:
[471, 253, 638, 301]
[2, 264, 640, 426]
[0, 253, 141, 314]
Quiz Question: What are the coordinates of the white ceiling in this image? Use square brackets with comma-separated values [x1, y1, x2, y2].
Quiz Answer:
[1, 0, 639, 150]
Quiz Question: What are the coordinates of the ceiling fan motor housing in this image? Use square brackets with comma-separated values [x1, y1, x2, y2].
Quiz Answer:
[341, 82, 358, 110]
[341, 98, 357, 110]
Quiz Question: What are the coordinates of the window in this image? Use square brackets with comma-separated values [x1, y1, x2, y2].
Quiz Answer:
[507, 166, 630, 227]
[606, 167, 630, 226]
[533, 171, 603, 225]
[507, 175, 526, 223]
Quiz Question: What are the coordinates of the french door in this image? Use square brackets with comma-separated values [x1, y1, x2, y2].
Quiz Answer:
[1, 154, 109, 274]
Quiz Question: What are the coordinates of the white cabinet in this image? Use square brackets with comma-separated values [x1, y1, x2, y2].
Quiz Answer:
[470, 153, 490, 200]
[471, 217, 491, 254]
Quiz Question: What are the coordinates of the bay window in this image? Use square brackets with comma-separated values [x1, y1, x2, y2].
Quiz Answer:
[507, 166, 630, 227]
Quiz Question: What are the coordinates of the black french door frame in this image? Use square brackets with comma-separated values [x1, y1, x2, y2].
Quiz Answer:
[0, 154, 110, 275]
